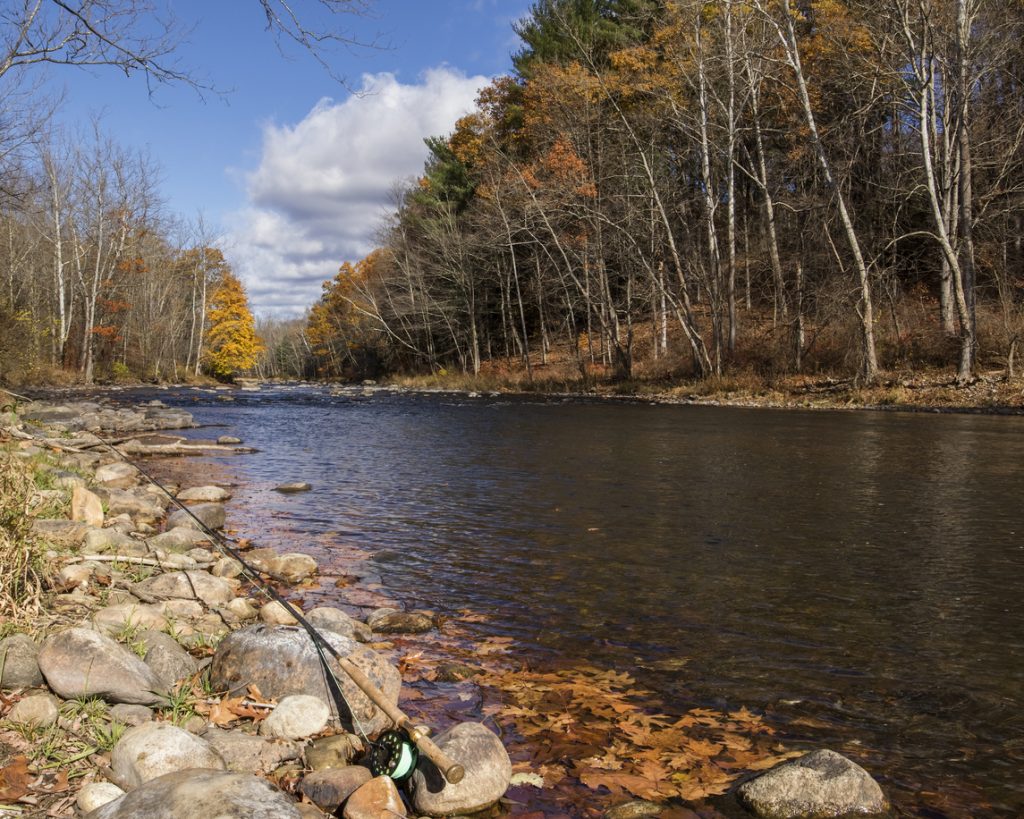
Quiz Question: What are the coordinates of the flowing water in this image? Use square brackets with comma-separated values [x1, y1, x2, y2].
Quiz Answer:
[137, 385, 1023, 816]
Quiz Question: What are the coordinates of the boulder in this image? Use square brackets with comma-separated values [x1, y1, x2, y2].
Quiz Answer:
[109, 704, 154, 726]
[38, 628, 165, 705]
[177, 486, 231, 503]
[147, 527, 211, 553]
[276, 553, 318, 583]
[159, 599, 205, 620]
[72, 486, 105, 527]
[259, 694, 330, 740]
[111, 722, 226, 789]
[274, 482, 312, 493]
[6, 692, 60, 727]
[202, 727, 301, 774]
[93, 604, 169, 636]
[142, 631, 199, 687]
[83, 769, 302, 819]
[167, 503, 225, 531]
[77, 782, 126, 813]
[103, 489, 166, 522]
[85, 528, 146, 555]
[300, 766, 372, 812]
[94, 462, 137, 488]
[305, 733, 363, 771]
[210, 625, 401, 735]
[31, 518, 88, 546]
[0, 633, 44, 689]
[343, 776, 406, 819]
[135, 571, 234, 607]
[260, 600, 298, 626]
[306, 607, 358, 639]
[409, 722, 511, 817]
[736, 750, 888, 819]
[367, 609, 434, 635]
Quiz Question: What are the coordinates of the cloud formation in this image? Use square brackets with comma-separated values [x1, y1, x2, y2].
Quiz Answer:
[226, 67, 488, 316]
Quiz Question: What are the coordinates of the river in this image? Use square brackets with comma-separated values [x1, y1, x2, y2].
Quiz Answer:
[136, 384, 1024, 817]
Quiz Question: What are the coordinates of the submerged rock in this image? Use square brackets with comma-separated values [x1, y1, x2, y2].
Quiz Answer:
[274, 482, 312, 493]
[210, 625, 401, 735]
[736, 749, 888, 819]
[367, 609, 434, 635]
[409, 722, 512, 817]
[84, 769, 302, 819]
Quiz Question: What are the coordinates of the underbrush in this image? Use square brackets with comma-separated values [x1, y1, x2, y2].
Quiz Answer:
[0, 449, 50, 623]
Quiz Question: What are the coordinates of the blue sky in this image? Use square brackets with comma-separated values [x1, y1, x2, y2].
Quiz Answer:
[46, 0, 532, 315]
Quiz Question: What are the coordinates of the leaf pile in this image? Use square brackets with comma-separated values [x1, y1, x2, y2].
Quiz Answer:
[477, 665, 799, 803]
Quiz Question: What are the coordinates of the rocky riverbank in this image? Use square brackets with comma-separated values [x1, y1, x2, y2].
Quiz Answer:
[0, 394, 893, 819]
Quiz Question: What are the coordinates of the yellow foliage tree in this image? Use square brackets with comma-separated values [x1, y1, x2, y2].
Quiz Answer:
[204, 270, 264, 379]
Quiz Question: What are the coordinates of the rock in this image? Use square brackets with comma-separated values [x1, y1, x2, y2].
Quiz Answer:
[85, 528, 145, 555]
[83, 769, 302, 819]
[94, 604, 169, 636]
[212, 557, 243, 578]
[306, 607, 358, 639]
[0, 634, 43, 689]
[7, 692, 60, 727]
[305, 733, 364, 771]
[276, 553, 318, 583]
[152, 551, 198, 570]
[111, 722, 226, 789]
[143, 631, 199, 687]
[177, 485, 232, 502]
[147, 527, 211, 553]
[367, 609, 434, 635]
[167, 503, 225, 531]
[736, 749, 889, 819]
[103, 488, 166, 521]
[135, 571, 234, 607]
[260, 600, 299, 626]
[409, 722, 511, 817]
[343, 776, 406, 819]
[202, 726, 302, 774]
[296, 803, 329, 819]
[223, 598, 258, 622]
[604, 800, 665, 819]
[58, 563, 95, 589]
[187, 547, 215, 564]
[274, 482, 312, 493]
[159, 599, 205, 620]
[72, 486, 105, 527]
[435, 663, 481, 683]
[94, 462, 137, 488]
[53, 471, 87, 490]
[31, 518, 88, 545]
[300, 766, 372, 812]
[109, 704, 153, 726]
[78, 782, 126, 813]
[38, 628, 165, 705]
[217, 436, 242, 445]
[210, 625, 401, 735]
[259, 694, 330, 740]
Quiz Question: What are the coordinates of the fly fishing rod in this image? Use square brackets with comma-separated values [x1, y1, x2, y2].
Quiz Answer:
[9, 406, 465, 785]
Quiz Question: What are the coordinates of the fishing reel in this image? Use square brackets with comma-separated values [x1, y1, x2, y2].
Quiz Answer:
[366, 729, 419, 781]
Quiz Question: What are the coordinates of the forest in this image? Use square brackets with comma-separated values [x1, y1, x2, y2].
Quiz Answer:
[3, 0, 1024, 390]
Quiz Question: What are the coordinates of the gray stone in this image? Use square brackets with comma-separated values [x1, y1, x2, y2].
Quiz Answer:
[305, 733, 363, 771]
[143, 631, 199, 687]
[53, 471, 87, 489]
[94, 462, 137, 488]
[300, 766, 372, 812]
[435, 663, 481, 683]
[274, 482, 312, 493]
[6, 692, 60, 727]
[58, 563, 95, 589]
[72, 486, 105, 527]
[212, 557, 243, 578]
[344, 776, 406, 819]
[31, 518, 88, 545]
[306, 607, 358, 639]
[177, 485, 231, 503]
[77, 782, 126, 813]
[276, 553, 318, 583]
[367, 609, 434, 635]
[0, 633, 44, 689]
[109, 703, 153, 726]
[736, 749, 889, 819]
[260, 600, 298, 625]
[103, 488, 166, 521]
[259, 694, 330, 740]
[210, 625, 401, 735]
[84, 769, 302, 819]
[223, 598, 258, 622]
[167, 503, 225, 531]
[135, 571, 234, 607]
[159, 599, 205, 620]
[409, 722, 511, 817]
[217, 436, 242, 445]
[111, 721, 225, 789]
[187, 547, 215, 564]
[85, 528, 145, 555]
[38, 627, 166, 705]
[93, 604, 169, 636]
[202, 726, 302, 774]
[147, 527, 211, 553]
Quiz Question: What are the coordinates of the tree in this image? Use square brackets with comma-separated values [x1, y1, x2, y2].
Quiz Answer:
[204, 270, 263, 379]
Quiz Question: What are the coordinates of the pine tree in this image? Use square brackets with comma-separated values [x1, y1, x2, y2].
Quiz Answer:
[204, 270, 264, 380]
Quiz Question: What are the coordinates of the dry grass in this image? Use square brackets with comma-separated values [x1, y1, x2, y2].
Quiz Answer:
[0, 449, 48, 623]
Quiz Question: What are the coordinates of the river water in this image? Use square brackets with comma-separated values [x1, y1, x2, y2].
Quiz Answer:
[139, 385, 1023, 817]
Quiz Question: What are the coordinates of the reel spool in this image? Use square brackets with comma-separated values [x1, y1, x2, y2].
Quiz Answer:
[367, 729, 420, 781]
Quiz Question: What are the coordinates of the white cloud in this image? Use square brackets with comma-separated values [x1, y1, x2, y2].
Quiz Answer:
[225, 67, 489, 317]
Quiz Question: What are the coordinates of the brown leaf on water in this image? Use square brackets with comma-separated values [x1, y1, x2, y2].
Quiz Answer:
[0, 756, 31, 801]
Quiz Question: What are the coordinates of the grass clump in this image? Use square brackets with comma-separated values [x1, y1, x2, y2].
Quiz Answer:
[0, 448, 49, 623]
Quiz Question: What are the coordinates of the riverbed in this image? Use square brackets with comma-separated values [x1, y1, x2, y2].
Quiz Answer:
[134, 384, 1024, 817]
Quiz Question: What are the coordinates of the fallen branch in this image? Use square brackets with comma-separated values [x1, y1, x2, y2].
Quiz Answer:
[116, 441, 258, 456]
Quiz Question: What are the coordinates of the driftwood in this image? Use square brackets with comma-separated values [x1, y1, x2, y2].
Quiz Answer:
[116, 441, 257, 456]
[72, 553, 194, 570]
